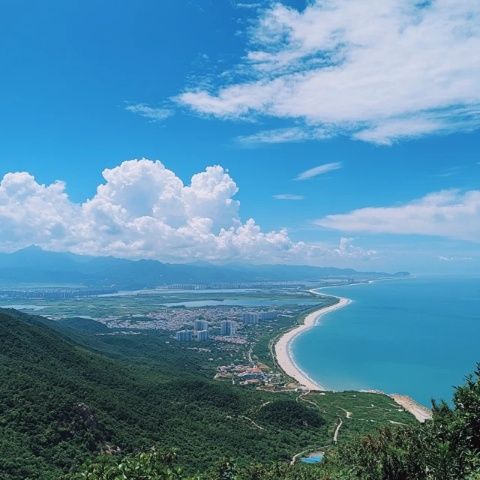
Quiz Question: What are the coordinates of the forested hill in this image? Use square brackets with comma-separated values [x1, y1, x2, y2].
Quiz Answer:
[1, 309, 479, 480]
[0, 309, 328, 479]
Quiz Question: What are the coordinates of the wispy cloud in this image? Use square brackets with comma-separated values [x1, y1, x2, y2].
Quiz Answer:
[237, 127, 329, 144]
[316, 189, 480, 242]
[234, 1, 261, 9]
[125, 103, 173, 122]
[439, 255, 473, 262]
[273, 194, 304, 200]
[178, 1, 480, 144]
[296, 162, 342, 181]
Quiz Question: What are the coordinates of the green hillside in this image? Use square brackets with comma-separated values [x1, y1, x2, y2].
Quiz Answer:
[71, 365, 480, 479]
[0, 308, 413, 479]
[2, 308, 477, 479]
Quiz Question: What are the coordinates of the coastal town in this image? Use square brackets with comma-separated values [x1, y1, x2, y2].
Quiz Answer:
[89, 299, 322, 391]
[92, 304, 301, 337]
[0, 285, 432, 421]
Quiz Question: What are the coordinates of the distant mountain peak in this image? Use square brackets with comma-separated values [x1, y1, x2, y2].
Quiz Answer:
[14, 244, 44, 253]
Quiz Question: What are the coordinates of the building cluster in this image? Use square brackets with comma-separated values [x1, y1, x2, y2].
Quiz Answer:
[220, 319, 236, 336]
[95, 305, 299, 347]
[158, 281, 326, 290]
[176, 318, 209, 342]
[0, 287, 117, 300]
[175, 329, 193, 341]
[215, 364, 282, 387]
[142, 306, 251, 331]
[175, 318, 239, 342]
[173, 307, 281, 342]
[241, 311, 277, 324]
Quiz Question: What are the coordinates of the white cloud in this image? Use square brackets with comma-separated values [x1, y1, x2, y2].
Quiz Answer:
[353, 118, 445, 145]
[438, 255, 473, 262]
[234, 2, 261, 9]
[273, 194, 304, 200]
[296, 162, 342, 180]
[0, 172, 78, 252]
[334, 237, 377, 260]
[177, 0, 480, 144]
[0, 159, 372, 265]
[316, 189, 480, 242]
[125, 103, 173, 122]
[237, 126, 329, 144]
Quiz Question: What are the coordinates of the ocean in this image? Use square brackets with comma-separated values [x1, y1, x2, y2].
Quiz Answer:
[292, 276, 480, 406]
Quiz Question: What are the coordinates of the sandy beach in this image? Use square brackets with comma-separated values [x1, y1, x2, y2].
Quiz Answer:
[274, 295, 351, 391]
[274, 290, 433, 422]
[389, 394, 432, 423]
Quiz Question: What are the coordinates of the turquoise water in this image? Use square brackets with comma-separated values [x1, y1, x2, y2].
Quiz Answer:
[292, 276, 480, 405]
[300, 454, 324, 464]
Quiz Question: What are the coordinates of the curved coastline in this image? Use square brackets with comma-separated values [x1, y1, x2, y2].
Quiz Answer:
[274, 287, 432, 422]
[274, 295, 351, 391]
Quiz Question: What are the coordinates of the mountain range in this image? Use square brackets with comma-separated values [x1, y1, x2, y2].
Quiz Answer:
[0, 246, 406, 289]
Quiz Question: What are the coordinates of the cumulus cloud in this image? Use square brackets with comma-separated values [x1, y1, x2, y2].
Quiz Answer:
[0, 172, 78, 252]
[334, 237, 377, 260]
[0, 159, 372, 264]
[316, 189, 480, 242]
[296, 162, 342, 180]
[177, 0, 480, 144]
[125, 103, 173, 122]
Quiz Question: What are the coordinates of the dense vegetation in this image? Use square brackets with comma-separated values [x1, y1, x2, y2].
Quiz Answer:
[257, 400, 324, 429]
[0, 309, 331, 479]
[71, 365, 480, 479]
[1, 308, 477, 479]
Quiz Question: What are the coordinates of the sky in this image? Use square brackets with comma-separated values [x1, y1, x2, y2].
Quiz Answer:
[0, 0, 479, 273]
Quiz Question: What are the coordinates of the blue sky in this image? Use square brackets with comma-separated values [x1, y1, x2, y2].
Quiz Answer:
[0, 0, 479, 273]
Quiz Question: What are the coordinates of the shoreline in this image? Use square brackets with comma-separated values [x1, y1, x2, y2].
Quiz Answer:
[274, 295, 351, 391]
[273, 288, 432, 423]
[388, 394, 432, 423]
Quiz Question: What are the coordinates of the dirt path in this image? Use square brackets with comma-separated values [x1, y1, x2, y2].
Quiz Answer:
[290, 448, 311, 466]
[338, 406, 352, 418]
[333, 418, 343, 443]
[239, 415, 265, 431]
[246, 344, 255, 365]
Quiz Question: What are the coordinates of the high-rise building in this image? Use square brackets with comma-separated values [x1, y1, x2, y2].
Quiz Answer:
[259, 311, 276, 321]
[175, 330, 193, 341]
[196, 329, 209, 341]
[242, 312, 260, 325]
[220, 320, 236, 336]
[194, 319, 209, 331]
